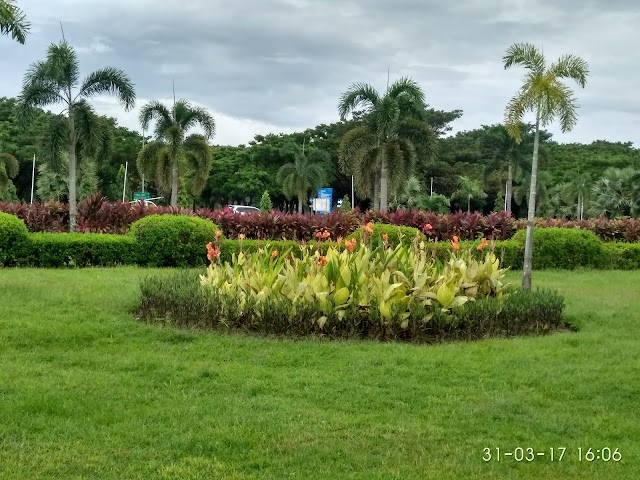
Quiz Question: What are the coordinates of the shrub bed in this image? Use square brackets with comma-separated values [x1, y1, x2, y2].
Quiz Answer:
[2, 198, 639, 242]
[137, 239, 566, 343]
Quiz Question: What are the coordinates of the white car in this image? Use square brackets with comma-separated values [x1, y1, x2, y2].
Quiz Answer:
[228, 205, 260, 215]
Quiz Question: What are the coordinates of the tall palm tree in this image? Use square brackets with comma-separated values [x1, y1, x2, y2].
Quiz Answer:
[563, 172, 591, 219]
[337, 77, 437, 212]
[0, 0, 29, 44]
[137, 99, 215, 207]
[451, 176, 486, 213]
[0, 151, 19, 197]
[503, 42, 588, 290]
[17, 40, 135, 231]
[277, 150, 327, 213]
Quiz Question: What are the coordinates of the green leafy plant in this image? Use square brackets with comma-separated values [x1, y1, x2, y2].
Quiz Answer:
[340, 195, 352, 212]
[129, 214, 219, 267]
[259, 191, 273, 211]
[512, 227, 601, 269]
[0, 212, 28, 265]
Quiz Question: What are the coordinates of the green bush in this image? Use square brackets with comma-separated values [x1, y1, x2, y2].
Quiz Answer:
[129, 215, 220, 267]
[27, 233, 138, 267]
[340, 195, 352, 212]
[0, 212, 29, 266]
[599, 242, 640, 270]
[138, 272, 565, 343]
[259, 191, 272, 211]
[512, 227, 602, 269]
[349, 223, 421, 247]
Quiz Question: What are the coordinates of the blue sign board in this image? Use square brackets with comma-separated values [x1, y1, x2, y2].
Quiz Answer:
[316, 187, 333, 215]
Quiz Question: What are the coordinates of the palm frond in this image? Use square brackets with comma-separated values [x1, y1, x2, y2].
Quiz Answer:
[44, 41, 80, 90]
[553, 83, 579, 133]
[373, 95, 401, 137]
[503, 42, 545, 75]
[549, 54, 589, 88]
[175, 100, 216, 138]
[155, 148, 174, 193]
[504, 87, 537, 143]
[338, 126, 376, 174]
[73, 100, 105, 159]
[16, 80, 65, 126]
[184, 134, 212, 195]
[139, 101, 173, 132]
[38, 114, 69, 171]
[396, 117, 438, 160]
[338, 82, 379, 120]
[77, 67, 136, 110]
[386, 76, 425, 105]
[0, 0, 30, 44]
[136, 141, 164, 179]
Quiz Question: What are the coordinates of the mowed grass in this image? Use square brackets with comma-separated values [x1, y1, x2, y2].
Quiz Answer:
[0, 268, 638, 479]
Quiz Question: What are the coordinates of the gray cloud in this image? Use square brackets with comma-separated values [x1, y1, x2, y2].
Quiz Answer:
[1, 0, 638, 146]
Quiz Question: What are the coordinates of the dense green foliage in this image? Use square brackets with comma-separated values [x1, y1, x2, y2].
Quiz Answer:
[259, 190, 273, 211]
[0, 211, 28, 265]
[2, 95, 639, 216]
[128, 214, 219, 267]
[348, 222, 421, 247]
[512, 228, 602, 269]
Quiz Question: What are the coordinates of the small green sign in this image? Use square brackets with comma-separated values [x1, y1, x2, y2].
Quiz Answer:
[133, 191, 150, 201]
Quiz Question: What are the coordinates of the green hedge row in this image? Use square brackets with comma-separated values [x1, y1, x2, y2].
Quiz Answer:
[1, 212, 639, 269]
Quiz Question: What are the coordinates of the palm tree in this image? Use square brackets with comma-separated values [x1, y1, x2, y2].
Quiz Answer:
[277, 150, 327, 213]
[563, 172, 591, 219]
[17, 40, 135, 231]
[0, 0, 29, 44]
[589, 167, 640, 218]
[451, 176, 486, 213]
[337, 77, 437, 212]
[503, 42, 588, 290]
[36, 151, 98, 202]
[137, 99, 215, 207]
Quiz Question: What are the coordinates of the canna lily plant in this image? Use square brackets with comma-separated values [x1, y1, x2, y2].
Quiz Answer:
[200, 231, 509, 330]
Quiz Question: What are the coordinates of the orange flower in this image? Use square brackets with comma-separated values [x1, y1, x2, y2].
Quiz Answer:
[453, 235, 459, 243]
[206, 242, 220, 261]
[422, 223, 433, 232]
[271, 250, 278, 259]
[345, 238, 357, 253]
[238, 233, 246, 240]
[451, 241, 460, 251]
[364, 222, 374, 234]
[322, 230, 331, 239]
[477, 238, 488, 251]
[382, 233, 389, 242]
[337, 236, 343, 246]
[315, 231, 323, 240]
[316, 256, 328, 267]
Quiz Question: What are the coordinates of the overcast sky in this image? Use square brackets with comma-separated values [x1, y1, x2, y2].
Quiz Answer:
[2, 0, 639, 146]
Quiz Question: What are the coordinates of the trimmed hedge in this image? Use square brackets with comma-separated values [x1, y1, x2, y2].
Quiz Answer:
[512, 227, 603, 269]
[129, 215, 220, 267]
[1, 218, 638, 269]
[27, 233, 138, 267]
[137, 271, 567, 343]
[348, 223, 421, 247]
[0, 212, 29, 266]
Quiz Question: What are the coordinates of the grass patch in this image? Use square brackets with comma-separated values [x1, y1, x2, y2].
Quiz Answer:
[0, 268, 639, 479]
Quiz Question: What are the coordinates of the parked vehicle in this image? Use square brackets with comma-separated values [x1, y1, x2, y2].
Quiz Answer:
[228, 205, 260, 215]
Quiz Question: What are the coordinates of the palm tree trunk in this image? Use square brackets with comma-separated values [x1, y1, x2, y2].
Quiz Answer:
[170, 158, 178, 207]
[522, 112, 540, 291]
[380, 157, 389, 212]
[67, 104, 78, 233]
[506, 161, 513, 213]
[297, 196, 303, 214]
[577, 193, 581, 220]
[467, 194, 471, 214]
[373, 172, 380, 210]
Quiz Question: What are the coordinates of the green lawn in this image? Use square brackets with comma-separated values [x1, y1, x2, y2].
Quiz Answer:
[0, 268, 638, 479]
